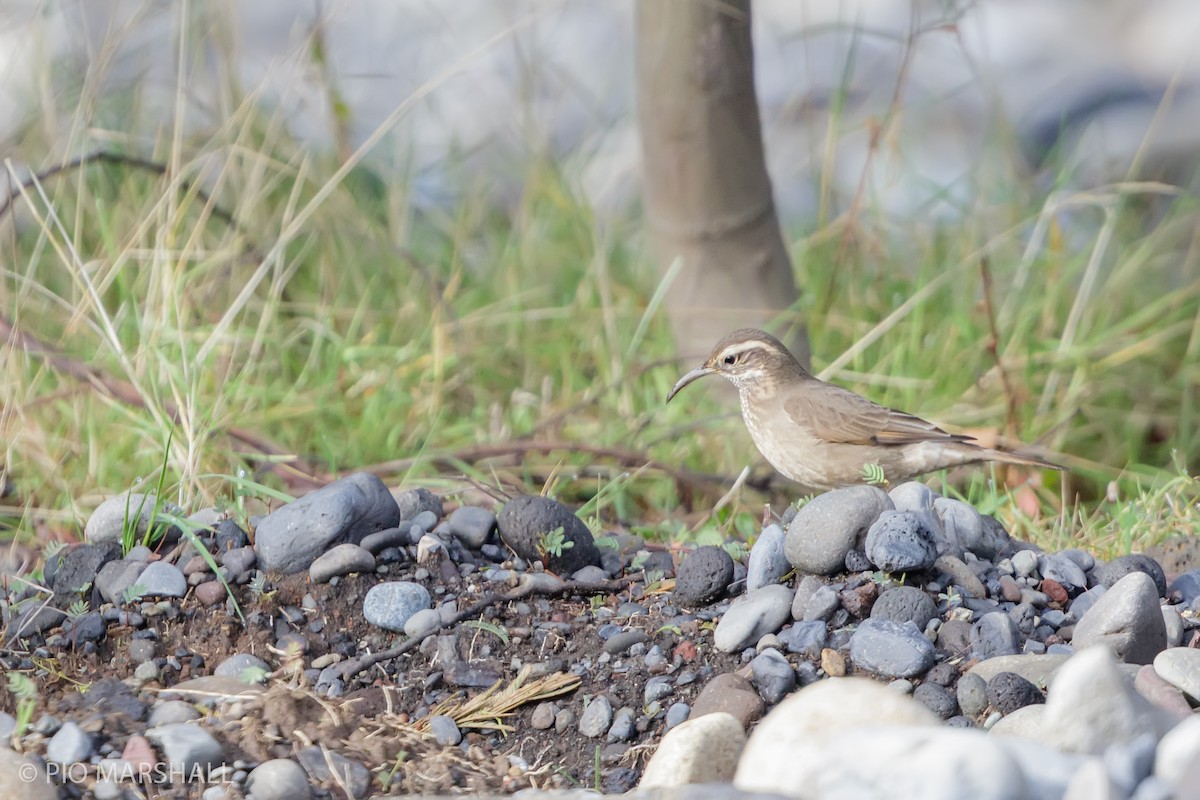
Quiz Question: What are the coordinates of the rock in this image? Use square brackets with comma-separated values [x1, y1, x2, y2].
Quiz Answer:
[446, 505, 496, 549]
[579, 695, 613, 738]
[691, 673, 765, 729]
[968, 653, 1069, 687]
[195, 581, 228, 606]
[849, 618, 936, 678]
[934, 554, 987, 598]
[531, 702, 556, 730]
[798, 584, 840, 622]
[1161, 606, 1184, 648]
[62, 611, 105, 645]
[1043, 646, 1170, 755]
[639, 712, 746, 788]
[214, 654, 270, 683]
[1154, 714, 1200, 791]
[309, 543, 375, 583]
[777, 621, 826, 659]
[889, 482, 946, 547]
[359, 526, 415, 554]
[1039, 552, 1088, 591]
[603, 629, 650, 655]
[749, 648, 796, 704]
[608, 707, 636, 742]
[733, 678, 937, 794]
[785, 486, 893, 575]
[402, 608, 441, 638]
[95, 559, 148, 604]
[0, 748, 58, 800]
[1094, 554, 1167, 597]
[1168, 568, 1200, 605]
[362, 581, 431, 632]
[713, 584, 793, 653]
[870, 585, 937, 628]
[912, 682, 958, 719]
[971, 611, 1021, 660]
[245, 759, 313, 800]
[496, 495, 601, 573]
[674, 545, 735, 607]
[934, 496, 985, 556]
[393, 487, 443, 521]
[50, 541, 123, 596]
[147, 701, 201, 726]
[864, 511, 938, 573]
[956, 672, 989, 717]
[256, 472, 400, 574]
[428, 714, 462, 746]
[746, 524, 789, 592]
[1072, 571, 1167, 664]
[988, 703, 1047, 740]
[839, 581, 878, 618]
[995, 737, 1088, 798]
[1010, 549, 1040, 578]
[986, 671, 1045, 716]
[1134, 664, 1193, 719]
[84, 492, 184, 545]
[295, 747, 371, 800]
[665, 702, 691, 729]
[145, 723, 224, 778]
[46, 721, 93, 763]
[134, 561, 187, 598]
[1152, 647, 1200, 702]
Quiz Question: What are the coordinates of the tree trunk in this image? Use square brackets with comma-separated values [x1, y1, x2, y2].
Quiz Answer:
[636, 0, 809, 367]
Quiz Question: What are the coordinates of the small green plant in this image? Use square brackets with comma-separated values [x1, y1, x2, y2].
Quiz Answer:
[861, 463, 888, 486]
[462, 619, 510, 645]
[65, 599, 88, 619]
[538, 526, 574, 559]
[120, 583, 148, 605]
[6, 672, 37, 748]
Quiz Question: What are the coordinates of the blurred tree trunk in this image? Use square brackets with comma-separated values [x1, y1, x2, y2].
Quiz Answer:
[636, 0, 809, 367]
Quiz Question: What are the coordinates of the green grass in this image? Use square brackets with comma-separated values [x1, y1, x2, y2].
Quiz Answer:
[1, 48, 1198, 558]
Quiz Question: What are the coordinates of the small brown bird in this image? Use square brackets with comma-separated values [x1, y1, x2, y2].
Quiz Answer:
[667, 328, 1063, 492]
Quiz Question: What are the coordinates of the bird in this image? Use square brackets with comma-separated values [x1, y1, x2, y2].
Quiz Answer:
[666, 328, 1063, 492]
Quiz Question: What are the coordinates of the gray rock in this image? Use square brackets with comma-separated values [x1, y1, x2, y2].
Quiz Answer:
[84, 491, 184, 545]
[968, 653, 1070, 687]
[245, 759, 312, 800]
[256, 472, 400, 574]
[713, 584, 794, 653]
[1168, 569, 1200, 605]
[402, 608, 441, 638]
[1134, 663, 1194, 719]
[1043, 646, 1171, 755]
[971, 611, 1021, 660]
[145, 723, 224, 778]
[446, 505, 496, 549]
[0, 749, 57, 800]
[147, 701, 201, 726]
[95, 559, 148, 604]
[1094, 554, 1167, 597]
[849, 618, 936, 678]
[295, 747, 370, 800]
[864, 511, 937, 573]
[49, 541, 122, 595]
[308, 543, 375, 583]
[934, 497, 984, 556]
[45, 721, 93, 763]
[644, 676, 674, 705]
[571, 565, 608, 583]
[749, 648, 796, 704]
[362, 581, 431, 631]
[777, 620, 826, 659]
[4, 604, 66, 643]
[1010, 549, 1040, 578]
[1154, 715, 1200, 791]
[888, 482, 946, 550]
[1072, 571, 1167, 664]
[912, 682, 958, 719]
[608, 707, 636, 742]
[639, 711, 745, 788]
[1039, 552, 1089, 591]
[496, 495, 601, 573]
[393, 488, 443, 522]
[994, 737, 1087, 799]
[665, 702, 691, 730]
[62, 611, 105, 644]
[870, 585, 937, 629]
[986, 671, 1045, 715]
[746, 524, 789, 592]
[579, 695, 613, 738]
[135, 561, 187, 598]
[800, 584, 840, 622]
[1161, 606, 1184, 648]
[219, 546, 257, 577]
[674, 545, 735, 607]
[957, 672, 989, 717]
[785, 486, 893, 575]
[359, 526, 415, 554]
[1152, 647, 1200, 702]
[933, 554, 987, 598]
[1070, 585, 1107, 620]
[214, 653, 270, 683]
[604, 629, 650, 655]
[428, 714, 462, 746]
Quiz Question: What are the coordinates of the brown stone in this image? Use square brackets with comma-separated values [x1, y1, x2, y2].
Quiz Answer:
[691, 672, 765, 728]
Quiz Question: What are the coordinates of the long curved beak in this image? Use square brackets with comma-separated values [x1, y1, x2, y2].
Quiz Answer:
[666, 367, 714, 403]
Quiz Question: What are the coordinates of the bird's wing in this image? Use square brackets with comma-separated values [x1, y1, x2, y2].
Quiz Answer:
[783, 380, 975, 446]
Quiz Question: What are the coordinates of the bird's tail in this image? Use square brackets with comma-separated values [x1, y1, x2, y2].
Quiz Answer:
[982, 447, 1065, 472]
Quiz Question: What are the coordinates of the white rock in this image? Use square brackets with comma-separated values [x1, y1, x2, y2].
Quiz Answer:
[639, 711, 746, 788]
[987, 704, 1046, 741]
[1062, 758, 1121, 800]
[1154, 714, 1200, 788]
[734, 677, 937, 796]
[1152, 647, 1200, 702]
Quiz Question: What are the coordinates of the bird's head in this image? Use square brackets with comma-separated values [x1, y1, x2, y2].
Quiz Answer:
[666, 328, 805, 402]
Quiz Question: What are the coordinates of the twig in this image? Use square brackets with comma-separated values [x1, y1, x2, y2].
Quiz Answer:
[979, 256, 1020, 437]
[337, 576, 631, 681]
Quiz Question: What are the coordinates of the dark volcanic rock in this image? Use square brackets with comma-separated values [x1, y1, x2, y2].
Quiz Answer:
[51, 542, 122, 597]
[1094, 554, 1167, 598]
[497, 495, 601, 574]
[673, 545, 735, 607]
[986, 671, 1045, 716]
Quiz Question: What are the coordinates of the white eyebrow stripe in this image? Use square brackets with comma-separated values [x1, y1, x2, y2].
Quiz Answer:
[720, 340, 775, 359]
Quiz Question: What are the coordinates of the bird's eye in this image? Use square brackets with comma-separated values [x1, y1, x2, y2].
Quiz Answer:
[723, 354, 737, 365]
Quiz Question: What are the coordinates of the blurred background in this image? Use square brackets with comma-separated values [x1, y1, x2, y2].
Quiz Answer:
[1, 0, 1198, 549]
